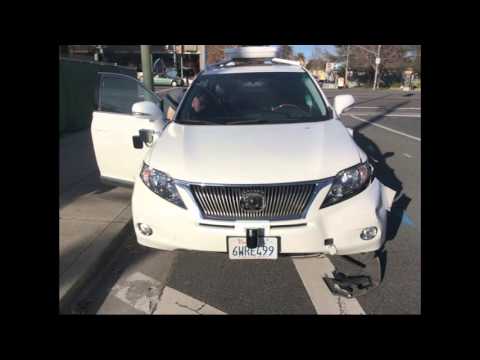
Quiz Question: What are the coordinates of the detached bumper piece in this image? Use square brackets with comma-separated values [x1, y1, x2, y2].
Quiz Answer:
[323, 253, 382, 298]
[323, 271, 373, 298]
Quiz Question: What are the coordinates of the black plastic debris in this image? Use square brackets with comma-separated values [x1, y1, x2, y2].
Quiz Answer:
[323, 271, 373, 298]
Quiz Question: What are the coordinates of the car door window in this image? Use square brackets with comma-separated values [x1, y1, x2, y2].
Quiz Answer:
[99, 74, 160, 114]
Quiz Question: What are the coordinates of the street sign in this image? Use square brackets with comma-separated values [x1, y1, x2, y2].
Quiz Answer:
[375, 57, 381, 65]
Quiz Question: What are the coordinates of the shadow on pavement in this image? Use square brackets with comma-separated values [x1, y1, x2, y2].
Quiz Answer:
[59, 130, 129, 210]
[353, 130, 411, 243]
[331, 130, 413, 283]
[349, 92, 395, 107]
[59, 222, 148, 314]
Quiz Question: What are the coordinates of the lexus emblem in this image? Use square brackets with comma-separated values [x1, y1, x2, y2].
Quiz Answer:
[240, 191, 266, 212]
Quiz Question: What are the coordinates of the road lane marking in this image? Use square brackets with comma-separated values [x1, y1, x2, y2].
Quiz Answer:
[113, 272, 163, 314]
[292, 256, 365, 315]
[113, 272, 226, 315]
[352, 106, 421, 111]
[348, 112, 421, 118]
[154, 286, 226, 315]
[401, 213, 416, 228]
[348, 114, 421, 141]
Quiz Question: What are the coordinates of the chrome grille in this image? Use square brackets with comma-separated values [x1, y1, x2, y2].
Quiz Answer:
[190, 183, 318, 220]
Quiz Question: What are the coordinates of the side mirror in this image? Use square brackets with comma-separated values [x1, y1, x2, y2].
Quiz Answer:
[132, 129, 154, 149]
[132, 101, 164, 122]
[333, 94, 355, 116]
[139, 129, 154, 144]
[132, 135, 143, 149]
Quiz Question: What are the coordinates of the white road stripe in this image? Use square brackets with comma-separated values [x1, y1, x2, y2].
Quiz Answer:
[292, 256, 365, 315]
[348, 114, 421, 141]
[352, 106, 421, 110]
[154, 287, 226, 315]
[113, 272, 226, 315]
[348, 112, 421, 118]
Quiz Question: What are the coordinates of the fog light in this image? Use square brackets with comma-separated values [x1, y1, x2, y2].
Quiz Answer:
[138, 223, 153, 236]
[360, 227, 377, 240]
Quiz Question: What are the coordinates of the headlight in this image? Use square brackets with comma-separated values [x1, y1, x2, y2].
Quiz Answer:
[320, 162, 373, 208]
[140, 163, 186, 209]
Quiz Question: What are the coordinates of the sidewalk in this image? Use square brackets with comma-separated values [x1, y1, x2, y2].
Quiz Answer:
[59, 129, 133, 312]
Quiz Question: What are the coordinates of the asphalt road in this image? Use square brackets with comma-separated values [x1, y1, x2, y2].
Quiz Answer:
[70, 88, 421, 315]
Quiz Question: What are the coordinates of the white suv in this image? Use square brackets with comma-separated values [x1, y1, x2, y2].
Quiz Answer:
[91, 47, 395, 260]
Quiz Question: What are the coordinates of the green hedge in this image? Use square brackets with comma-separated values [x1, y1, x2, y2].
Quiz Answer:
[59, 58, 136, 135]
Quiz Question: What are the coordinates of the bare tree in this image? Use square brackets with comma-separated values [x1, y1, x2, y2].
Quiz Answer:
[404, 45, 421, 74]
[306, 58, 327, 71]
[277, 45, 294, 59]
[305, 46, 335, 71]
[335, 45, 412, 84]
[296, 52, 306, 65]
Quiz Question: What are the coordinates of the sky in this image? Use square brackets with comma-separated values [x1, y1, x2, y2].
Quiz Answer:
[291, 45, 337, 59]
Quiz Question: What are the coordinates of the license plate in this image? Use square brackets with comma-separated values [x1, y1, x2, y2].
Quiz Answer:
[227, 236, 279, 260]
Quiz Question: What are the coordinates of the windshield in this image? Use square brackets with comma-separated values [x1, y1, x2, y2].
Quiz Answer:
[175, 72, 331, 125]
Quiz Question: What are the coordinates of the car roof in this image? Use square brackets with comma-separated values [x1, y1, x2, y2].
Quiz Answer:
[202, 64, 305, 76]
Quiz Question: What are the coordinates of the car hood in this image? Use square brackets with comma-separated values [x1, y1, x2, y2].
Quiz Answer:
[147, 119, 362, 184]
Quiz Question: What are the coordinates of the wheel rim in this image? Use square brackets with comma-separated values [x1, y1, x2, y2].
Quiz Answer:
[172, 81, 177, 87]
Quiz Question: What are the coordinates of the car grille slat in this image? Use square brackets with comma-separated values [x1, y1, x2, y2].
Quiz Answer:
[204, 187, 216, 216]
[190, 182, 317, 221]
[292, 185, 306, 213]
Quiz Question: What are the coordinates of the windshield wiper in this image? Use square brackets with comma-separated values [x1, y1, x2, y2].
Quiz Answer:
[176, 119, 222, 125]
[224, 119, 275, 125]
[225, 117, 324, 125]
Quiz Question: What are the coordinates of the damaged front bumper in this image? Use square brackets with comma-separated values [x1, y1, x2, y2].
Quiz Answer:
[323, 179, 395, 298]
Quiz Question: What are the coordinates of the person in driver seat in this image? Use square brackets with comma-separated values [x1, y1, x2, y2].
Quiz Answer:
[192, 94, 207, 113]
[190, 93, 212, 120]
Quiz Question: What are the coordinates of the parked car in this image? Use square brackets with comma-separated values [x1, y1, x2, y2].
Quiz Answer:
[138, 68, 183, 87]
[153, 69, 182, 87]
[91, 47, 395, 264]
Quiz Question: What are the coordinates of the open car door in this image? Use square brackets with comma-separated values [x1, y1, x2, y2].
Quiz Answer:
[91, 72, 164, 186]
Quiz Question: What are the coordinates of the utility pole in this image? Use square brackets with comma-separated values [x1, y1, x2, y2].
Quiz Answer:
[373, 45, 382, 90]
[350, 45, 382, 90]
[173, 44, 177, 69]
[180, 45, 184, 81]
[199, 45, 207, 71]
[94, 45, 104, 62]
[345, 45, 350, 88]
[141, 45, 153, 91]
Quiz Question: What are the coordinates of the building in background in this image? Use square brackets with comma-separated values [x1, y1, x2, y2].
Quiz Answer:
[63, 45, 202, 74]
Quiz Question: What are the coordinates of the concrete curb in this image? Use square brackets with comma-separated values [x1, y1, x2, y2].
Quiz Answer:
[59, 219, 134, 313]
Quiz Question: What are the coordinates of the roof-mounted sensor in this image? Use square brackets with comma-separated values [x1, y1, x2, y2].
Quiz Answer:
[206, 46, 302, 71]
[224, 46, 279, 60]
